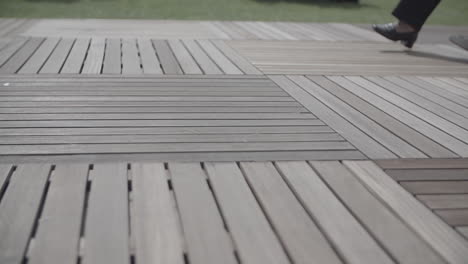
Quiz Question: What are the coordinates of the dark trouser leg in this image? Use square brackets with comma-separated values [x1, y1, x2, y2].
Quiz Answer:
[392, 0, 441, 31]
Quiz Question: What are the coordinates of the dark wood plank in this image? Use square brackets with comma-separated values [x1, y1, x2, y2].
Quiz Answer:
[61, 38, 90, 74]
[418, 194, 468, 209]
[0, 164, 51, 264]
[169, 163, 237, 264]
[131, 163, 184, 264]
[386, 169, 468, 181]
[400, 181, 468, 194]
[376, 159, 468, 169]
[28, 164, 88, 264]
[240, 162, 341, 264]
[276, 161, 394, 264]
[121, 38, 142, 74]
[137, 39, 162, 74]
[205, 162, 290, 264]
[312, 161, 444, 264]
[39, 38, 74, 74]
[345, 161, 468, 264]
[152, 40, 182, 74]
[435, 209, 468, 226]
[0, 38, 44, 74]
[102, 38, 121, 74]
[18, 38, 59, 74]
[83, 163, 129, 264]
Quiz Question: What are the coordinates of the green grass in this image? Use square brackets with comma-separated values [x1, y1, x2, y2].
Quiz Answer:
[1, 0, 467, 25]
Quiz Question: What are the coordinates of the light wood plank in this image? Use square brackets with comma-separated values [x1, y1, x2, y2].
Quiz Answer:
[61, 38, 90, 74]
[212, 40, 262, 74]
[102, 38, 121, 74]
[0, 38, 44, 74]
[28, 164, 88, 264]
[0, 37, 29, 67]
[168, 39, 202, 74]
[39, 38, 74, 74]
[152, 40, 182, 74]
[182, 39, 222, 74]
[456, 226, 468, 240]
[376, 159, 468, 169]
[197, 40, 242, 74]
[81, 38, 105, 74]
[240, 162, 341, 264]
[312, 161, 445, 264]
[276, 161, 394, 264]
[0, 164, 13, 193]
[205, 162, 290, 264]
[18, 38, 59, 74]
[137, 38, 162, 74]
[386, 169, 468, 181]
[0, 164, 51, 264]
[169, 163, 237, 264]
[131, 163, 184, 264]
[83, 163, 129, 264]
[344, 161, 468, 264]
[121, 38, 142, 74]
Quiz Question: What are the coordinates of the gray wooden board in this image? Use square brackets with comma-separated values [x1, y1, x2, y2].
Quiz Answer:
[456, 226, 468, 240]
[1, 101, 301, 107]
[169, 163, 237, 264]
[270, 75, 396, 159]
[83, 163, 129, 264]
[0, 142, 355, 155]
[0, 164, 51, 264]
[239, 162, 342, 264]
[0, 37, 43, 74]
[61, 38, 90, 74]
[0, 133, 343, 145]
[308, 76, 452, 158]
[344, 161, 468, 264]
[342, 76, 468, 157]
[420, 77, 468, 99]
[81, 38, 105, 74]
[312, 161, 444, 264]
[0, 96, 295, 101]
[205, 162, 290, 264]
[152, 40, 182, 74]
[386, 169, 468, 181]
[417, 194, 468, 209]
[303, 76, 425, 158]
[102, 38, 121, 74]
[168, 39, 202, 74]
[197, 40, 242, 74]
[0, 164, 12, 194]
[212, 40, 261, 74]
[182, 39, 222, 74]
[28, 164, 88, 264]
[121, 38, 142, 74]
[0, 90, 288, 97]
[400, 181, 468, 194]
[131, 163, 184, 264]
[39, 38, 74, 74]
[275, 161, 394, 264]
[376, 159, 468, 169]
[137, 39, 162, 74]
[435, 209, 468, 226]
[0, 37, 29, 67]
[18, 38, 59, 74]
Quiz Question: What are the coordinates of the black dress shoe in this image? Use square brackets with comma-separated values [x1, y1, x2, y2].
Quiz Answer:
[372, 23, 418, 48]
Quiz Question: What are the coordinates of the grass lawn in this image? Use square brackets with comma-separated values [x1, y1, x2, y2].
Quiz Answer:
[0, 0, 467, 25]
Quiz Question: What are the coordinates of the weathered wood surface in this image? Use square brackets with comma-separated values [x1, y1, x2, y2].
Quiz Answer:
[2, 160, 466, 264]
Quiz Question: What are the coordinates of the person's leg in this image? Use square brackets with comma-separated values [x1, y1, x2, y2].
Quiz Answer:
[392, 0, 441, 31]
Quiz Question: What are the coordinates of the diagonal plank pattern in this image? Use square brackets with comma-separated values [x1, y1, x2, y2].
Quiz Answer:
[1, 160, 467, 264]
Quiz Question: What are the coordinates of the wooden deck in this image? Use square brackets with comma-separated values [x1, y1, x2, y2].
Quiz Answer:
[1, 18, 468, 264]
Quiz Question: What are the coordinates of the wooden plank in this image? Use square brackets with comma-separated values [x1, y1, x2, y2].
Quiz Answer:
[152, 40, 182, 74]
[83, 163, 129, 264]
[270, 75, 396, 159]
[386, 169, 468, 181]
[81, 38, 105, 74]
[344, 161, 468, 264]
[456, 226, 468, 240]
[0, 141, 355, 155]
[169, 163, 237, 264]
[182, 40, 222, 74]
[168, 40, 202, 74]
[0, 133, 343, 145]
[0, 37, 28, 67]
[102, 38, 121, 74]
[342, 76, 468, 157]
[61, 38, 90, 74]
[304, 76, 425, 158]
[276, 161, 393, 264]
[18, 38, 59, 74]
[197, 40, 242, 74]
[0, 164, 51, 264]
[0, 95, 294, 101]
[418, 194, 468, 209]
[310, 75, 451, 158]
[39, 38, 74, 74]
[0, 38, 44, 74]
[420, 77, 468, 99]
[121, 38, 142, 74]
[1, 101, 300, 107]
[400, 181, 468, 194]
[137, 38, 162, 74]
[131, 163, 184, 264]
[240, 162, 342, 264]
[376, 159, 468, 169]
[0, 164, 12, 195]
[212, 40, 262, 74]
[28, 164, 88, 264]
[205, 162, 290, 264]
[435, 209, 468, 226]
[0, 90, 287, 96]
